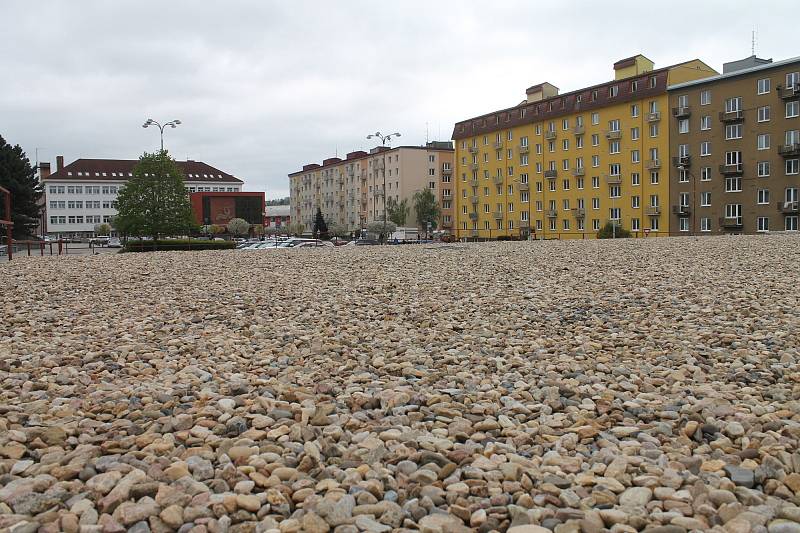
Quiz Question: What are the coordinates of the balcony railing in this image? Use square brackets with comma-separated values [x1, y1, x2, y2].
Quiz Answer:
[777, 201, 800, 214]
[672, 205, 691, 216]
[442, 192, 452, 199]
[468, 146, 479, 154]
[779, 84, 800, 100]
[672, 106, 691, 118]
[778, 143, 800, 157]
[493, 176, 504, 184]
[470, 179, 479, 186]
[441, 220, 453, 228]
[493, 141, 503, 149]
[573, 125, 585, 135]
[470, 163, 479, 170]
[672, 155, 691, 167]
[605, 130, 622, 140]
[646, 159, 661, 170]
[492, 211, 503, 219]
[546, 209, 558, 218]
[646, 111, 661, 122]
[544, 169, 558, 178]
[572, 167, 585, 176]
[604, 174, 622, 184]
[520, 220, 530, 228]
[544, 130, 557, 140]
[519, 182, 530, 192]
[470, 195, 479, 204]
[645, 206, 661, 216]
[468, 212, 478, 220]
[519, 145, 530, 154]
[719, 216, 743, 229]
[719, 163, 743, 175]
[470, 229, 479, 237]
[573, 208, 586, 218]
[719, 110, 744, 122]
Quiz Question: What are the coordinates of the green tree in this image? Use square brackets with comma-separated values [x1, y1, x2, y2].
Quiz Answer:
[286, 222, 305, 236]
[114, 150, 196, 239]
[251, 223, 264, 237]
[413, 188, 440, 237]
[209, 224, 226, 235]
[94, 223, 112, 236]
[328, 222, 349, 238]
[227, 217, 250, 236]
[367, 221, 396, 239]
[0, 135, 43, 238]
[312, 207, 328, 239]
[597, 221, 632, 239]
[386, 197, 409, 227]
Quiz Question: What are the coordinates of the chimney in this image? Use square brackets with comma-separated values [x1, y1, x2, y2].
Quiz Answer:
[39, 162, 51, 179]
[56, 155, 64, 171]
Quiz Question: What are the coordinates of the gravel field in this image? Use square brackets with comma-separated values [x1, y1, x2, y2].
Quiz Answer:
[1, 235, 799, 533]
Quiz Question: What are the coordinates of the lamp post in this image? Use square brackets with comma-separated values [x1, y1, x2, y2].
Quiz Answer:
[143, 118, 182, 151]
[366, 131, 401, 243]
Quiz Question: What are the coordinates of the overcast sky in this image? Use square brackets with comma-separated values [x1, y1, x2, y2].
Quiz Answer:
[1, 1, 795, 198]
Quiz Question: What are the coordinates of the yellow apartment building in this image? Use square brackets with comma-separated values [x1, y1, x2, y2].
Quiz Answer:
[451, 55, 717, 239]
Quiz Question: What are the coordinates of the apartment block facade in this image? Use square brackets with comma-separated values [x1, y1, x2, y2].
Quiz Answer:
[451, 55, 717, 239]
[289, 143, 454, 234]
[668, 55, 800, 234]
[42, 156, 244, 238]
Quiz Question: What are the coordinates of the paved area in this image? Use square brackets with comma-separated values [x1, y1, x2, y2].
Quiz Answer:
[1, 235, 799, 532]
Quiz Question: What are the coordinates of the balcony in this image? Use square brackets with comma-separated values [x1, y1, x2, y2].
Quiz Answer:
[605, 130, 622, 140]
[647, 111, 661, 122]
[493, 141, 503, 149]
[572, 167, 585, 177]
[672, 106, 691, 118]
[573, 125, 585, 135]
[442, 164, 452, 172]
[442, 191, 452, 199]
[544, 169, 558, 178]
[519, 145, 530, 154]
[441, 220, 453, 228]
[470, 179, 479, 187]
[492, 211, 503, 219]
[519, 182, 530, 192]
[778, 143, 800, 157]
[573, 208, 586, 218]
[493, 176, 504, 185]
[468, 146, 479, 154]
[469, 212, 478, 220]
[646, 159, 661, 170]
[672, 205, 691, 217]
[777, 200, 800, 214]
[719, 110, 744, 122]
[470, 163, 479, 170]
[719, 163, 743, 175]
[470, 229, 479, 237]
[470, 195, 479, 204]
[604, 174, 622, 184]
[544, 130, 557, 140]
[645, 206, 661, 216]
[672, 155, 691, 168]
[779, 84, 800, 100]
[719, 216, 743, 229]
[546, 209, 558, 218]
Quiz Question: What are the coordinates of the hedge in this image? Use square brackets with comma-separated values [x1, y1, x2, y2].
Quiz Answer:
[123, 239, 236, 252]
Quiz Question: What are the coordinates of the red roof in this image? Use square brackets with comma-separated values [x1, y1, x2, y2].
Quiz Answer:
[45, 158, 243, 183]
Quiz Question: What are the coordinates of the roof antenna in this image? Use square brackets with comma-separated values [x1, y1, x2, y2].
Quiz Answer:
[751, 28, 756, 56]
[425, 122, 429, 144]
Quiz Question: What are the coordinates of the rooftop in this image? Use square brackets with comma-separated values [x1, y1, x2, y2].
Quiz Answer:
[289, 143, 454, 177]
[668, 55, 800, 91]
[44, 158, 244, 183]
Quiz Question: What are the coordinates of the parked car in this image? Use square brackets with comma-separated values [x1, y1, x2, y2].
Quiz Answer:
[294, 240, 334, 248]
[107, 237, 122, 248]
[89, 236, 110, 247]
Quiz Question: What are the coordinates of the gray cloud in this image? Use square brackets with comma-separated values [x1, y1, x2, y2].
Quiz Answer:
[0, 0, 795, 197]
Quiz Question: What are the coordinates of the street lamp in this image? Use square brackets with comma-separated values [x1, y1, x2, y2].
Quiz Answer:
[142, 118, 182, 151]
[366, 131, 401, 243]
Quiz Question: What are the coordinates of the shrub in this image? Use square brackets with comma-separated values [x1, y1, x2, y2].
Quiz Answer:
[123, 239, 236, 252]
[597, 222, 632, 239]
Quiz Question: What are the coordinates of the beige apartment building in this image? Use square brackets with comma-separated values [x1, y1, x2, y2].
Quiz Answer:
[668, 55, 800, 234]
[289, 142, 454, 234]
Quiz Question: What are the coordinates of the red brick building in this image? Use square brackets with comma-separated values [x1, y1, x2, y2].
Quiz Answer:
[189, 191, 265, 228]
[264, 205, 290, 229]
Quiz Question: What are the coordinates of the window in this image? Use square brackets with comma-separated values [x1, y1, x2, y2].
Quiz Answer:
[788, 72, 800, 88]
[725, 177, 742, 192]
[700, 142, 711, 156]
[609, 85, 619, 98]
[563, 178, 570, 189]
[592, 197, 600, 209]
[726, 124, 742, 140]
[700, 192, 711, 206]
[562, 139, 569, 151]
[786, 217, 798, 231]
[650, 171, 659, 185]
[650, 217, 659, 231]
[536, 181, 543, 192]
[757, 217, 769, 232]
[758, 106, 770, 122]
[700, 116, 711, 130]
[428, 168, 435, 176]
[678, 169, 688, 183]
[592, 176, 600, 188]
[757, 189, 770, 204]
[507, 149, 513, 159]
[592, 219, 600, 231]
[677, 94, 689, 108]
[608, 119, 620, 132]
[679, 218, 689, 232]
[591, 113, 599, 125]
[609, 207, 620, 220]
[787, 101, 799, 118]
[631, 218, 640, 231]
[787, 159, 799, 175]
[631, 195, 640, 208]
[609, 140, 620, 154]
[609, 163, 621, 176]
[592, 155, 599, 167]
[757, 134, 770, 150]
[650, 123, 659, 137]
[700, 90, 711, 105]
[631, 104, 639, 117]
[562, 119, 569, 130]
[758, 161, 770, 177]
[507, 130, 513, 141]
[678, 119, 689, 134]
[535, 124, 541, 135]
[701, 167, 711, 181]
[609, 185, 620, 198]
[549, 180, 556, 192]
[649, 100, 658, 113]
[576, 177, 584, 189]
[758, 78, 771, 95]
[576, 136, 584, 149]
[631, 127, 639, 140]
[631, 173, 640, 186]
[591, 134, 599, 146]
[725, 97, 742, 113]
[562, 199, 570, 210]
[700, 218, 711, 232]
[631, 150, 640, 163]
[521, 154, 529, 166]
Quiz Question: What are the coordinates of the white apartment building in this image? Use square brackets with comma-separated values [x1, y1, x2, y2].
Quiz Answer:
[289, 142, 454, 233]
[41, 156, 244, 238]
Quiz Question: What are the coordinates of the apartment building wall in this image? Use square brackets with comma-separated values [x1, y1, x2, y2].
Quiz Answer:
[451, 55, 717, 240]
[668, 56, 800, 234]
